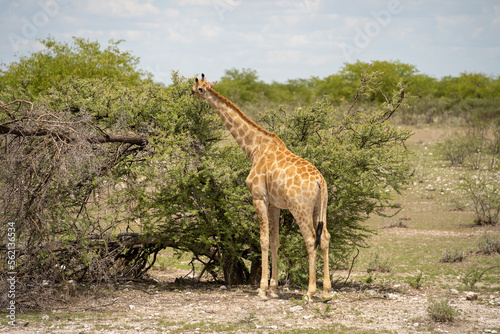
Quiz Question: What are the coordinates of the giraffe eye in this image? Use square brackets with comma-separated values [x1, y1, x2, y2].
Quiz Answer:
[198, 88, 204, 93]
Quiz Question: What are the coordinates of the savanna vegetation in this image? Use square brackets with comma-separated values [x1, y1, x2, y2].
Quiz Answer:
[1, 37, 499, 322]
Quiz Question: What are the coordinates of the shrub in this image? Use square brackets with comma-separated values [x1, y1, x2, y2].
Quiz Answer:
[386, 221, 408, 229]
[440, 248, 467, 263]
[477, 233, 500, 255]
[436, 136, 469, 166]
[436, 118, 500, 170]
[367, 254, 393, 273]
[459, 173, 500, 226]
[427, 298, 458, 323]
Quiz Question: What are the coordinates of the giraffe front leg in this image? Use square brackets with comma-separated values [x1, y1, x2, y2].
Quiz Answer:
[253, 199, 270, 300]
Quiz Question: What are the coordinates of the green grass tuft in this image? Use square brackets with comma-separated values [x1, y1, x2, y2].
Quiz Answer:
[427, 298, 459, 323]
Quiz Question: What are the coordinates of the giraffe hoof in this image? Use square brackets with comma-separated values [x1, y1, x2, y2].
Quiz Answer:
[258, 289, 268, 300]
[269, 290, 279, 298]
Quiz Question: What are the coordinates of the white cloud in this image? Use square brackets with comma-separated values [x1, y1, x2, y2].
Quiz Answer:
[83, 0, 162, 18]
[306, 54, 329, 66]
[266, 49, 302, 64]
[71, 29, 106, 39]
[176, 0, 213, 5]
[287, 34, 309, 47]
[472, 27, 483, 38]
[493, 6, 500, 25]
[201, 24, 223, 39]
[435, 14, 472, 30]
[300, 0, 321, 11]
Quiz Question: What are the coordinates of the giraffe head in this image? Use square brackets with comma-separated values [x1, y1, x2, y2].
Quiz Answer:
[192, 73, 217, 99]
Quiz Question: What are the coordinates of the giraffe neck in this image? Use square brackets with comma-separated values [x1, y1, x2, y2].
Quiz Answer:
[204, 87, 277, 160]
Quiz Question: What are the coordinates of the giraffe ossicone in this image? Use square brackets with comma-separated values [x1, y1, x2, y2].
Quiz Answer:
[192, 74, 331, 300]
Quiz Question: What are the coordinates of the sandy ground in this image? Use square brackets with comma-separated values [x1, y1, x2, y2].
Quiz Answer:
[2, 268, 499, 334]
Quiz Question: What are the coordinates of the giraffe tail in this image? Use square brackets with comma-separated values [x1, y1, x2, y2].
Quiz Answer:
[315, 221, 323, 249]
[315, 180, 326, 250]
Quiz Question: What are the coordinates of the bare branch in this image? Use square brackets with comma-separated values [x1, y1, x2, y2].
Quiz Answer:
[0, 124, 147, 146]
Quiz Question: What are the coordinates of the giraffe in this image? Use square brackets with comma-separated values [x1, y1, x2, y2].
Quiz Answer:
[192, 74, 331, 300]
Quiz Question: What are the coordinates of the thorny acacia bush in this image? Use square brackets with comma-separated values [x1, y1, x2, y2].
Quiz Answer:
[137, 68, 414, 288]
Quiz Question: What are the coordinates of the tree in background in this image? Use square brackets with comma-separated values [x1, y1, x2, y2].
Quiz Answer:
[215, 62, 499, 124]
[0, 36, 151, 98]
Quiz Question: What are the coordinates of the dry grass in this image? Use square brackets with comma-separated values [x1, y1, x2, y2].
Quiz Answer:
[356, 125, 500, 291]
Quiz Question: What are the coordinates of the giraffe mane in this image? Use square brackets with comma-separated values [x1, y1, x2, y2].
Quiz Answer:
[206, 86, 280, 140]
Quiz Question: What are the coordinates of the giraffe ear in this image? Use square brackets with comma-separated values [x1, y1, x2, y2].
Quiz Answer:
[209, 80, 217, 88]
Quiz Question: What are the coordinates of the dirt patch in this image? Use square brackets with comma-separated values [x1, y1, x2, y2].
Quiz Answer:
[406, 126, 455, 145]
[4, 271, 500, 334]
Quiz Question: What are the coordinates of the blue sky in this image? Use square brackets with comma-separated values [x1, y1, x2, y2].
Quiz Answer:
[1, 0, 499, 84]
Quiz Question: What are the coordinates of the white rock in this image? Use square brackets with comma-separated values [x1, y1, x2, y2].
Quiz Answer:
[129, 305, 136, 310]
[365, 289, 377, 296]
[289, 305, 304, 313]
[465, 292, 478, 301]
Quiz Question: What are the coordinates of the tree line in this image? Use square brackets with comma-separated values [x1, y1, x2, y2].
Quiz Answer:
[215, 63, 500, 106]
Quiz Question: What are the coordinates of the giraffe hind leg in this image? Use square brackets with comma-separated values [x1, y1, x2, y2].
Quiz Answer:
[292, 214, 318, 300]
[321, 226, 332, 298]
